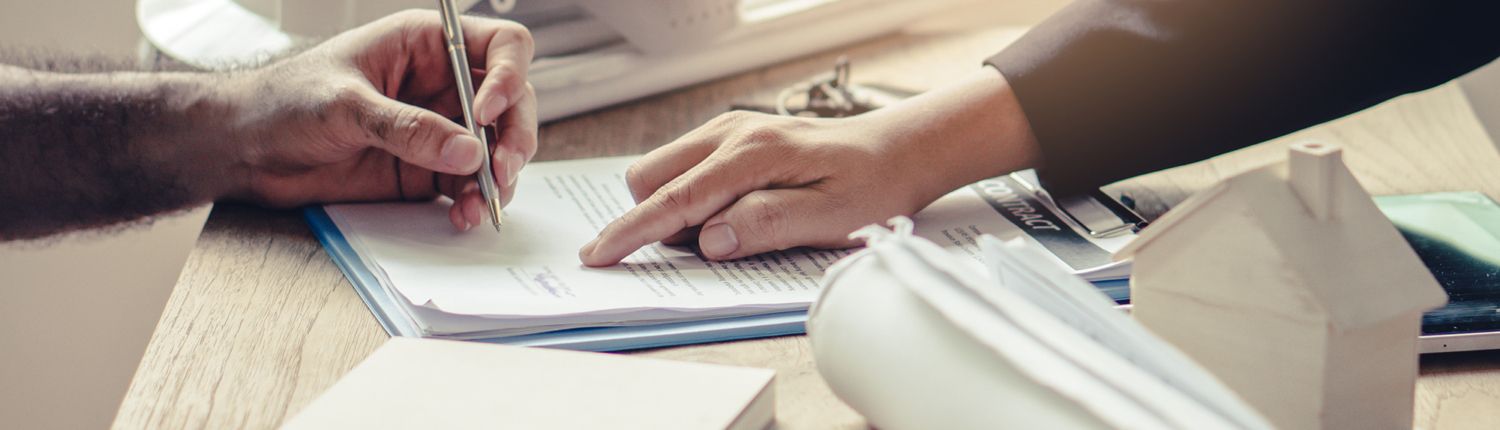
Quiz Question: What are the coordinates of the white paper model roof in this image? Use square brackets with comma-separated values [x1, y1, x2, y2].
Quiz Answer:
[1114, 142, 1447, 332]
[806, 218, 1276, 430]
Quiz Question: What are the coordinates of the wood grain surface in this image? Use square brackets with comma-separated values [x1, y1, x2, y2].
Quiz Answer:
[1107, 83, 1500, 220]
[113, 5, 1500, 429]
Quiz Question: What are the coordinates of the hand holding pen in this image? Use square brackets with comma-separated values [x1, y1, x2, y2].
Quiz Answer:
[437, 0, 533, 231]
[194, 10, 535, 233]
[419, 8, 538, 231]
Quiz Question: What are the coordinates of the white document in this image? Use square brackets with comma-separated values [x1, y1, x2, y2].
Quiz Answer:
[328, 157, 852, 337]
[978, 236, 1273, 430]
[325, 156, 1134, 338]
[806, 220, 1271, 430]
[279, 337, 775, 430]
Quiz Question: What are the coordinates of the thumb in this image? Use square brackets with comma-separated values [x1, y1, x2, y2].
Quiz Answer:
[695, 188, 872, 261]
[357, 89, 484, 176]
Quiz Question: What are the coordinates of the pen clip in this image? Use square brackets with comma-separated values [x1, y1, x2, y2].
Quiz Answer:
[438, 0, 466, 44]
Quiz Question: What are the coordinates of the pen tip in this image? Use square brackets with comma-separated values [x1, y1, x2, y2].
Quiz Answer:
[487, 199, 503, 232]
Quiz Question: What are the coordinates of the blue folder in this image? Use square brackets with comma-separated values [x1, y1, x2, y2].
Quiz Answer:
[305, 206, 810, 352]
[305, 206, 1132, 352]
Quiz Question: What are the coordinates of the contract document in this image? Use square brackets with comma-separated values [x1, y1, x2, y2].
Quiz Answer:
[317, 156, 1136, 344]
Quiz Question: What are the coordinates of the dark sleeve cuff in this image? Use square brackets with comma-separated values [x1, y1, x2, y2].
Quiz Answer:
[984, 0, 1500, 197]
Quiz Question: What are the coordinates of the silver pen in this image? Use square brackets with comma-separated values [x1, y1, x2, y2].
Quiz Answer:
[438, 0, 503, 231]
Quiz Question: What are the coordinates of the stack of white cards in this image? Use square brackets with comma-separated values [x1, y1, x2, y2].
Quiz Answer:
[280, 338, 775, 430]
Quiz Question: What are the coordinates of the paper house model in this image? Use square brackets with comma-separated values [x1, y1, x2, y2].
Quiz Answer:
[1116, 142, 1447, 430]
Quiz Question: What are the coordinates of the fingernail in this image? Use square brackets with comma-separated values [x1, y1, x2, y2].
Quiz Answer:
[469, 202, 485, 227]
[699, 224, 739, 258]
[504, 152, 525, 186]
[479, 95, 508, 125]
[442, 134, 483, 171]
[580, 236, 601, 257]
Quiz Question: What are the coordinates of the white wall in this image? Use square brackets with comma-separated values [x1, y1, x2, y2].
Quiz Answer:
[0, 0, 143, 55]
[1460, 60, 1500, 149]
[0, 2, 201, 430]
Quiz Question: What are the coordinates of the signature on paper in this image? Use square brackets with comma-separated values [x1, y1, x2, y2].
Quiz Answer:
[532, 270, 575, 298]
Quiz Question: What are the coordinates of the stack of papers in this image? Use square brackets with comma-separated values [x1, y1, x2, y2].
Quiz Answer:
[975, 235, 1273, 429]
[808, 220, 1272, 429]
[313, 156, 1136, 349]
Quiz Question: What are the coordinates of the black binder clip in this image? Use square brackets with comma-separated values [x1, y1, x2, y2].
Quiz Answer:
[1013, 173, 1150, 237]
[1054, 191, 1150, 237]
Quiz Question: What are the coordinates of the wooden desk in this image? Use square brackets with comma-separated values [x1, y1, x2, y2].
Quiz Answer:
[113, 12, 1500, 430]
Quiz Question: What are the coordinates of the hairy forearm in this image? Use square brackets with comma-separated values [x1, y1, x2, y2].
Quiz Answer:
[0, 65, 244, 240]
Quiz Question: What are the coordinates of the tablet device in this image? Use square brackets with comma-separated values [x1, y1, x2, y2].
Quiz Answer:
[1375, 191, 1500, 353]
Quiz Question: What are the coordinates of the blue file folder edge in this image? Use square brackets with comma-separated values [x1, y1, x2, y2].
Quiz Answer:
[303, 206, 809, 352]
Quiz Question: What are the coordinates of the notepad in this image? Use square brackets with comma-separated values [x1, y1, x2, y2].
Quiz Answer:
[279, 337, 776, 430]
[308, 156, 1136, 350]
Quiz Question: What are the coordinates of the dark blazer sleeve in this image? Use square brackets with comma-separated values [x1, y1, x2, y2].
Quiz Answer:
[986, 0, 1500, 197]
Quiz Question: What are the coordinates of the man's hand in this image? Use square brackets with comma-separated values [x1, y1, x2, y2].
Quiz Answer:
[579, 67, 1042, 266]
[0, 10, 533, 240]
[227, 10, 536, 231]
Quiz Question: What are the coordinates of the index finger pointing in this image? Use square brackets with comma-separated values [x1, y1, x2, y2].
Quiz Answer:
[580, 181, 720, 267]
[579, 154, 766, 267]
